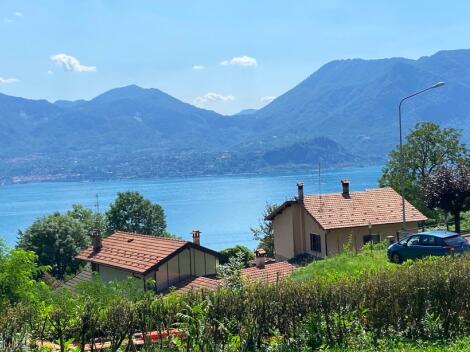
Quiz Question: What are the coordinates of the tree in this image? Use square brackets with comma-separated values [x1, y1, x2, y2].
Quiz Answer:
[251, 203, 278, 257]
[380, 122, 468, 215]
[219, 245, 255, 267]
[68, 204, 108, 237]
[0, 241, 49, 307]
[106, 192, 167, 235]
[17, 213, 89, 279]
[423, 163, 470, 233]
[217, 251, 245, 290]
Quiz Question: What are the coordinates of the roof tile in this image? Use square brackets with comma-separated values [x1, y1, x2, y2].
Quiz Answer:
[172, 261, 296, 293]
[76, 232, 188, 274]
[303, 187, 427, 230]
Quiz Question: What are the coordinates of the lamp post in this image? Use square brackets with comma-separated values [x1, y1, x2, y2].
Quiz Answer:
[398, 81, 445, 234]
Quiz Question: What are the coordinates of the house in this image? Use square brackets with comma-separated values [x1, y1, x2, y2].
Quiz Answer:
[266, 180, 427, 261]
[170, 255, 296, 294]
[76, 230, 220, 292]
[75, 230, 296, 293]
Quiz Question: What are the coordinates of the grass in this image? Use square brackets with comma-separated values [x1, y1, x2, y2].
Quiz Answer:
[291, 243, 395, 281]
[323, 336, 470, 351]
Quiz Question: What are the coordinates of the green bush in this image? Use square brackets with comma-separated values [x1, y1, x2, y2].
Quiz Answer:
[2, 250, 469, 351]
[219, 245, 255, 267]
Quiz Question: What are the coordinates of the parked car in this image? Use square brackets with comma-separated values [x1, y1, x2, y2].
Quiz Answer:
[387, 231, 470, 264]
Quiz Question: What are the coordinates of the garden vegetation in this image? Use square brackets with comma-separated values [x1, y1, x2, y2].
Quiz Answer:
[1, 237, 469, 351]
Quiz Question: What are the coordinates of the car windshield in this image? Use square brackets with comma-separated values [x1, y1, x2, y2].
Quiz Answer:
[444, 236, 468, 247]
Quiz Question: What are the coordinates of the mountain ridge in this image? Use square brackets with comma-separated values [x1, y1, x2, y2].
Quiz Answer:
[1, 49, 470, 184]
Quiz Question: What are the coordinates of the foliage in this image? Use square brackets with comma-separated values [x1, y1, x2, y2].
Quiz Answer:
[459, 211, 470, 231]
[380, 122, 468, 216]
[219, 245, 255, 267]
[106, 191, 167, 235]
[0, 241, 49, 308]
[2, 233, 470, 351]
[0, 303, 32, 351]
[17, 212, 89, 279]
[251, 203, 278, 257]
[67, 204, 108, 237]
[217, 251, 246, 290]
[424, 163, 470, 233]
[48, 289, 78, 352]
[0, 243, 50, 351]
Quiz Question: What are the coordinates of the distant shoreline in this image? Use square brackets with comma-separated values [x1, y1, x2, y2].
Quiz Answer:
[0, 162, 383, 186]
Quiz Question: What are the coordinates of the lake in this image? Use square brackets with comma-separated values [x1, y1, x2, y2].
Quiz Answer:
[0, 165, 382, 250]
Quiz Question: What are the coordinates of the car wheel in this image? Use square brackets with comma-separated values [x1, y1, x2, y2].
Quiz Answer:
[391, 252, 403, 264]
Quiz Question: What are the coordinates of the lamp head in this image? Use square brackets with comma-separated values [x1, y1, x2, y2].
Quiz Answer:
[431, 82, 445, 89]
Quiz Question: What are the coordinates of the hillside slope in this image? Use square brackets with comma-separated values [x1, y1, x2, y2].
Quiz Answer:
[1, 49, 470, 183]
[247, 49, 470, 157]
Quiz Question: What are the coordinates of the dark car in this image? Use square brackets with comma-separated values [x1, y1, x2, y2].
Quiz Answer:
[387, 231, 470, 264]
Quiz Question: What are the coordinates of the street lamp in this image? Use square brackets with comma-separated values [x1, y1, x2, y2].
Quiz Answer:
[398, 81, 445, 234]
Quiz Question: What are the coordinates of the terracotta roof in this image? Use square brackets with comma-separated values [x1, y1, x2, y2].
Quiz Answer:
[302, 187, 427, 230]
[172, 261, 296, 293]
[241, 261, 295, 283]
[170, 275, 221, 293]
[76, 232, 191, 274]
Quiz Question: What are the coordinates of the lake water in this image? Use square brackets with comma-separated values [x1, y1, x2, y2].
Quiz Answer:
[0, 165, 382, 250]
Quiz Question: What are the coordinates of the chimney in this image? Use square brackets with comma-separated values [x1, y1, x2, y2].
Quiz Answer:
[91, 229, 102, 253]
[192, 229, 201, 245]
[297, 182, 304, 201]
[341, 179, 350, 196]
[255, 248, 266, 269]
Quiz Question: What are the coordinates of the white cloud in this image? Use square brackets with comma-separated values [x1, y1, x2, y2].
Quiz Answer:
[47, 70, 54, 75]
[220, 55, 258, 67]
[194, 92, 235, 106]
[0, 77, 19, 84]
[260, 96, 277, 104]
[15, 12, 23, 17]
[50, 53, 97, 73]
[192, 65, 205, 70]
[3, 18, 13, 24]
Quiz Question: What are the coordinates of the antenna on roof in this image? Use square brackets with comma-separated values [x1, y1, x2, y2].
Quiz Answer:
[92, 193, 103, 251]
[95, 193, 100, 214]
[318, 162, 321, 198]
[318, 162, 323, 212]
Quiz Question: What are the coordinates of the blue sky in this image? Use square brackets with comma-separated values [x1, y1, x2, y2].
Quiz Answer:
[1, 1, 469, 114]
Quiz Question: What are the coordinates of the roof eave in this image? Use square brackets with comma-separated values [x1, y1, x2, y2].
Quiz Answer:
[321, 217, 428, 230]
[265, 200, 297, 221]
[75, 255, 147, 276]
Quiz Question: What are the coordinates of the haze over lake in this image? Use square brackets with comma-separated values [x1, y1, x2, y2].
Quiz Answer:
[0, 166, 382, 249]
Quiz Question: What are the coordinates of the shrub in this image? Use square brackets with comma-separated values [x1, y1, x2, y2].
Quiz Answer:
[219, 245, 255, 267]
[5, 250, 470, 351]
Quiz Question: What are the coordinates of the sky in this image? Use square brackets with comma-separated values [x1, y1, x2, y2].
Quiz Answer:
[1, 1, 470, 115]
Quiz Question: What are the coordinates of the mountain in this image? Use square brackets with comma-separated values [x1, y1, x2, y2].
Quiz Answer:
[246, 49, 470, 157]
[1, 49, 470, 183]
[0, 85, 248, 183]
[233, 108, 257, 116]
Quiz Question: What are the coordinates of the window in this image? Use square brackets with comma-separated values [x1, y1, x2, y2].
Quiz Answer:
[363, 234, 380, 245]
[420, 235, 438, 246]
[407, 235, 420, 246]
[444, 236, 467, 247]
[310, 234, 321, 252]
